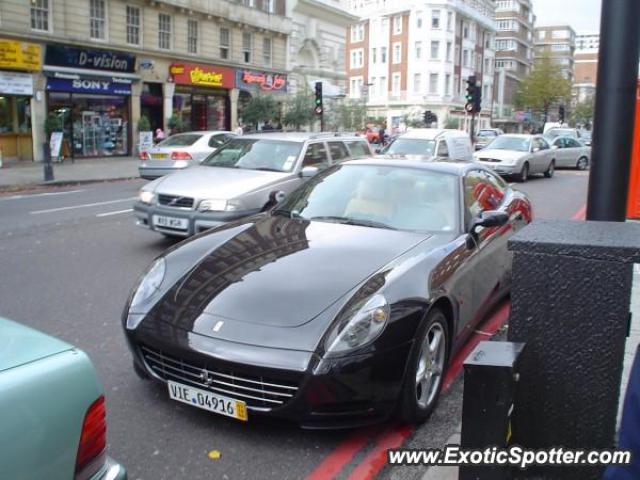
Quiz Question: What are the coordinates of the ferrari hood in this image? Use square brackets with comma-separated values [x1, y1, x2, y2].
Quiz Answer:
[149, 216, 429, 334]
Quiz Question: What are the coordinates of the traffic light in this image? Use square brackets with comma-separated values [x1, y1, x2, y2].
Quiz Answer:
[314, 81, 323, 115]
[465, 76, 482, 114]
[559, 105, 565, 123]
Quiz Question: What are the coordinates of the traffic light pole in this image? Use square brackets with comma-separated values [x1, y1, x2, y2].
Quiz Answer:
[470, 113, 476, 144]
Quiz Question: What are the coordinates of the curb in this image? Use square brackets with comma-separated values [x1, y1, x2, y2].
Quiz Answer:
[0, 176, 141, 195]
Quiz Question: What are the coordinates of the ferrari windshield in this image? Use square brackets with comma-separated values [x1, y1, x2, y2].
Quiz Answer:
[201, 138, 302, 172]
[277, 164, 458, 233]
[487, 136, 531, 152]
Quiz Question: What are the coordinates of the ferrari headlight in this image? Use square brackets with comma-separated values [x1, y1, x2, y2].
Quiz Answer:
[130, 257, 166, 310]
[325, 294, 390, 354]
[140, 190, 155, 204]
[198, 199, 242, 212]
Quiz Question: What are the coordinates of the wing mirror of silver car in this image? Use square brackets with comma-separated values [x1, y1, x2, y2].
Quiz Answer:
[470, 210, 510, 235]
[270, 190, 287, 204]
[551, 145, 559, 150]
[300, 166, 319, 178]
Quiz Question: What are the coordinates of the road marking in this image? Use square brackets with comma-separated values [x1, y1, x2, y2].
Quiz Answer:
[30, 197, 136, 215]
[96, 208, 134, 217]
[0, 189, 85, 201]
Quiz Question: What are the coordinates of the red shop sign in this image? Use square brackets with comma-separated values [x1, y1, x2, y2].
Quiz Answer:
[238, 70, 287, 91]
[170, 63, 235, 89]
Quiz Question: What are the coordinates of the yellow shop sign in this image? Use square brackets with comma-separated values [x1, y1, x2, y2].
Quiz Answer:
[0, 40, 41, 71]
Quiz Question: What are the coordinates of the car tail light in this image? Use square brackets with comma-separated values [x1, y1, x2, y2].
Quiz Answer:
[75, 395, 107, 479]
[139, 151, 149, 160]
[171, 151, 192, 160]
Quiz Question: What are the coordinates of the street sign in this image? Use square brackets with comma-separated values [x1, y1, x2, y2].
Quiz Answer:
[139, 131, 153, 152]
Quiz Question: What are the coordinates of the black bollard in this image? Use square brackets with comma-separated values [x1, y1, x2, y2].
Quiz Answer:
[43, 141, 54, 182]
[460, 341, 525, 480]
[507, 219, 640, 479]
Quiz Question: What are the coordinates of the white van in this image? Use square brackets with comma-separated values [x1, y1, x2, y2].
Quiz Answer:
[381, 129, 474, 161]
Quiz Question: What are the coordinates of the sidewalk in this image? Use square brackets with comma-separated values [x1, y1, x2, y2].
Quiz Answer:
[0, 157, 140, 190]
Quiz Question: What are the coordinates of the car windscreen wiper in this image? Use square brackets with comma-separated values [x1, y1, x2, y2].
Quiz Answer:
[272, 209, 302, 219]
[310, 216, 396, 230]
[253, 167, 283, 172]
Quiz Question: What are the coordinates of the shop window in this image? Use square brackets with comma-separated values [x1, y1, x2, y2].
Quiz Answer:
[220, 28, 230, 59]
[126, 6, 140, 45]
[90, 0, 106, 40]
[187, 20, 198, 54]
[243, 33, 252, 64]
[263, 38, 272, 67]
[30, 0, 50, 32]
[158, 13, 172, 50]
[0, 97, 14, 133]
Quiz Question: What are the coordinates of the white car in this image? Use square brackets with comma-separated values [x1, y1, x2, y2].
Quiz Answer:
[473, 134, 556, 182]
[139, 131, 235, 179]
[381, 128, 474, 161]
[549, 136, 591, 170]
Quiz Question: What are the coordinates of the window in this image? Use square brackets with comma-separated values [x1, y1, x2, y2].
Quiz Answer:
[90, 0, 106, 40]
[349, 77, 363, 98]
[220, 28, 230, 59]
[126, 6, 140, 45]
[242, 32, 252, 63]
[263, 38, 272, 66]
[369, 77, 377, 97]
[381, 47, 387, 63]
[372, 47, 377, 63]
[463, 50, 469, 67]
[483, 84, 490, 102]
[416, 12, 423, 28]
[30, 0, 50, 31]
[430, 41, 439, 59]
[436, 141, 449, 157]
[537, 30, 546, 40]
[484, 58, 491, 74]
[351, 24, 365, 42]
[432, 10, 440, 29]
[209, 134, 231, 148]
[187, 20, 198, 54]
[303, 143, 330, 168]
[413, 73, 421, 93]
[498, 20, 515, 31]
[381, 18, 388, 33]
[158, 13, 172, 50]
[379, 76, 386, 95]
[429, 73, 438, 94]
[415, 42, 422, 60]
[328, 142, 350, 163]
[392, 43, 401, 64]
[445, 74, 451, 95]
[463, 23, 469, 38]
[447, 11, 453, 31]
[465, 170, 504, 219]
[263, 0, 275, 12]
[350, 49, 364, 68]
[552, 29, 569, 39]
[346, 141, 370, 158]
[393, 15, 402, 34]
[446, 42, 452, 61]
[392, 73, 401, 96]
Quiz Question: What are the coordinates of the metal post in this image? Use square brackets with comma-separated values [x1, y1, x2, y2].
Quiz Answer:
[586, 0, 640, 221]
[43, 141, 54, 182]
[470, 112, 476, 143]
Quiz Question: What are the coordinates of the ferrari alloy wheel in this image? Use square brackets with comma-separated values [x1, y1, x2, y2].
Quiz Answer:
[399, 308, 449, 423]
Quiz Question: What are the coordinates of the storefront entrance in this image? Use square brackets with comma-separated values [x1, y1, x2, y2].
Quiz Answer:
[48, 91, 130, 158]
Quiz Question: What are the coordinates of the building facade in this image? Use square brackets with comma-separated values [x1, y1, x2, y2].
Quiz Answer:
[287, 0, 356, 98]
[345, 0, 496, 132]
[573, 33, 598, 104]
[0, 0, 291, 162]
[534, 25, 576, 82]
[493, 0, 535, 128]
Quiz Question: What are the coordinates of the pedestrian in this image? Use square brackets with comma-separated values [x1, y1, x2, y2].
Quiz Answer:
[235, 123, 244, 136]
[378, 125, 386, 146]
[155, 128, 166, 143]
[262, 121, 274, 131]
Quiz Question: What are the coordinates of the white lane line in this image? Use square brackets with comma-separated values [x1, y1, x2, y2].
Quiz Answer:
[96, 208, 134, 217]
[1, 189, 86, 201]
[30, 197, 136, 215]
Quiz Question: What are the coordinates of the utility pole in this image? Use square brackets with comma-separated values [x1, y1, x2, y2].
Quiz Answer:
[586, 0, 640, 221]
[314, 81, 324, 132]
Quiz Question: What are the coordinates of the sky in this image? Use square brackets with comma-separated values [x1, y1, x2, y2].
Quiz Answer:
[531, 0, 601, 33]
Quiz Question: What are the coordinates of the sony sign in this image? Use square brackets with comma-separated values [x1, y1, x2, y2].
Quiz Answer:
[72, 79, 110, 91]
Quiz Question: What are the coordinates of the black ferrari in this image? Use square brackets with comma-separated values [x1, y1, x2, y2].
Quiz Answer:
[123, 158, 532, 428]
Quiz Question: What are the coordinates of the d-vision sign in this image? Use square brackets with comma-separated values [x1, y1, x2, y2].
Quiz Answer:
[45, 45, 135, 73]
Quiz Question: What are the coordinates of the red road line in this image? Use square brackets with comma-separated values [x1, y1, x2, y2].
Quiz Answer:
[306, 204, 587, 480]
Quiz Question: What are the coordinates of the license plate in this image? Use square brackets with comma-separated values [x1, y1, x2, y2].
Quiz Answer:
[168, 381, 248, 421]
[150, 153, 168, 159]
[153, 215, 188, 229]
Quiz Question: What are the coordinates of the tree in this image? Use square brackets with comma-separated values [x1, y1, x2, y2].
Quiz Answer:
[168, 114, 184, 134]
[283, 93, 315, 130]
[516, 53, 572, 123]
[242, 94, 278, 128]
[44, 113, 62, 136]
[137, 115, 151, 132]
[331, 100, 366, 131]
[571, 95, 595, 128]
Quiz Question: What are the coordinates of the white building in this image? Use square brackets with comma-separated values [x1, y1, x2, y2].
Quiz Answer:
[287, 0, 357, 96]
[345, 0, 496, 132]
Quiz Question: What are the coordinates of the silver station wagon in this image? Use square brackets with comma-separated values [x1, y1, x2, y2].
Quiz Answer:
[134, 132, 372, 237]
